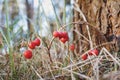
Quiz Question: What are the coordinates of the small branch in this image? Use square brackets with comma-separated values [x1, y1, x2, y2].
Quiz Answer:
[103, 47, 120, 66]
[48, 37, 55, 50]
[73, 29, 89, 42]
[47, 51, 53, 63]
[47, 37, 55, 63]
[60, 20, 87, 30]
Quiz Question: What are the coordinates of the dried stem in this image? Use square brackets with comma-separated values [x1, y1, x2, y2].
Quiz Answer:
[47, 37, 55, 63]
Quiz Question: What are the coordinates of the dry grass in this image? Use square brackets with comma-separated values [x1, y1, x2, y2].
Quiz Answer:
[0, 32, 120, 80]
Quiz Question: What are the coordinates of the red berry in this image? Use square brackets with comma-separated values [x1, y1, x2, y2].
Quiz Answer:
[60, 38, 67, 43]
[28, 41, 36, 49]
[88, 49, 99, 56]
[58, 32, 63, 39]
[53, 31, 60, 38]
[92, 49, 99, 56]
[88, 50, 93, 55]
[81, 54, 88, 60]
[65, 36, 69, 41]
[58, 31, 69, 40]
[23, 50, 32, 59]
[62, 32, 68, 38]
[69, 44, 75, 51]
[33, 38, 41, 46]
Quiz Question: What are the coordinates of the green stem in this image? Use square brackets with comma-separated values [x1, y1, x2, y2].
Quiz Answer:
[5, 0, 10, 43]
[5, 0, 14, 79]
[63, 0, 66, 24]
[9, 48, 15, 76]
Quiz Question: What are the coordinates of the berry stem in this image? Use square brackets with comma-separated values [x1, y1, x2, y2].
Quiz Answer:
[47, 37, 55, 63]
[48, 37, 55, 50]
[48, 50, 53, 63]
[59, 20, 87, 30]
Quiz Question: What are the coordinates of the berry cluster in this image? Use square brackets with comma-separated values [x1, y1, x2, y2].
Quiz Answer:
[81, 49, 99, 60]
[23, 38, 41, 59]
[53, 31, 69, 43]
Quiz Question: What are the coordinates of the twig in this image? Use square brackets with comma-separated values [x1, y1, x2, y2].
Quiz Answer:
[103, 47, 120, 66]
[62, 68, 91, 80]
[73, 29, 89, 42]
[31, 65, 44, 80]
[47, 37, 55, 63]
[48, 37, 55, 50]
[60, 20, 87, 30]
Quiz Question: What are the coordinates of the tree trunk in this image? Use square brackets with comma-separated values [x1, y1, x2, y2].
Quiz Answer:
[73, 0, 120, 55]
[25, 0, 34, 37]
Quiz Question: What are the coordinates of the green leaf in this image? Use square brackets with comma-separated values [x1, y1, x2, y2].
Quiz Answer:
[0, 27, 9, 46]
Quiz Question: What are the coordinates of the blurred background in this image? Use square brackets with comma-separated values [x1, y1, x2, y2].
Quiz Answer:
[0, 0, 74, 54]
[0, 0, 73, 36]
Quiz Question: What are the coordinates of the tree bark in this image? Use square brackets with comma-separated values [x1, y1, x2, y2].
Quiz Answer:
[73, 0, 120, 54]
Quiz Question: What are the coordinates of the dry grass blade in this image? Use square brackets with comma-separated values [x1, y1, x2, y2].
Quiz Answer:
[73, 29, 89, 42]
[47, 64, 56, 80]
[103, 47, 120, 66]
[31, 65, 44, 80]
[70, 66, 76, 80]
[62, 68, 91, 80]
